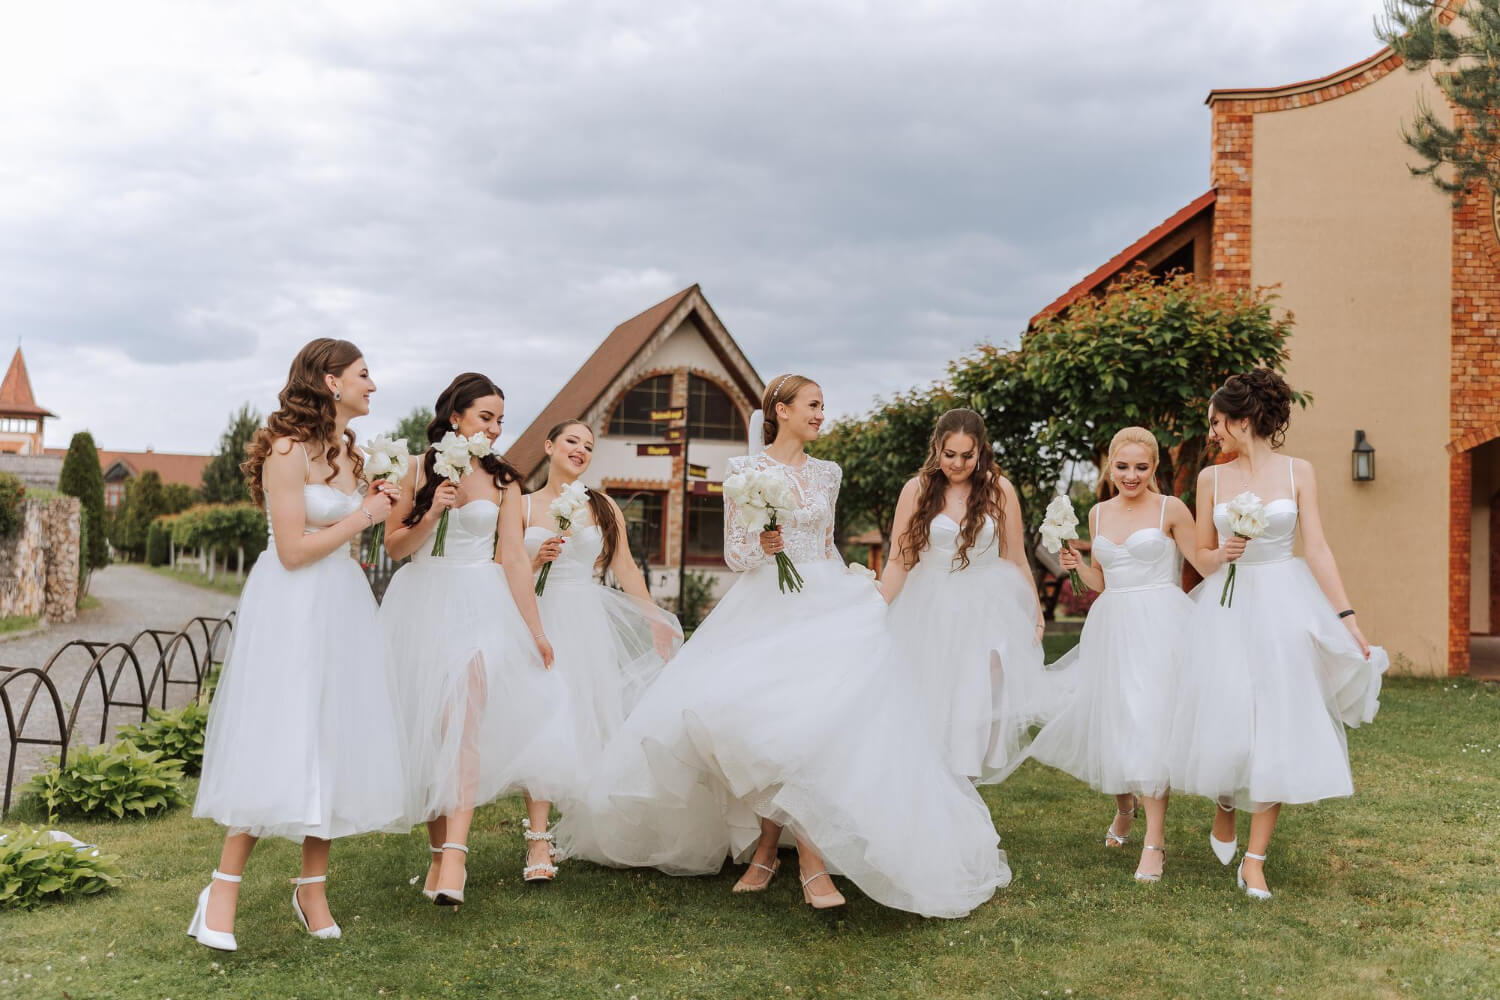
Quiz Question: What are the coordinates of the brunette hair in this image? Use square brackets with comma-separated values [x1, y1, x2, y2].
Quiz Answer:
[1096, 426, 1163, 500]
[1210, 368, 1294, 448]
[403, 373, 521, 527]
[242, 338, 367, 506]
[761, 374, 818, 446]
[543, 420, 621, 576]
[899, 409, 1006, 571]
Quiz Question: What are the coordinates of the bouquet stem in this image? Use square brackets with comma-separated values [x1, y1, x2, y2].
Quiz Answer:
[1068, 569, 1085, 595]
[431, 509, 451, 557]
[534, 562, 552, 595]
[767, 511, 803, 594]
[363, 523, 385, 565]
[1218, 534, 1250, 607]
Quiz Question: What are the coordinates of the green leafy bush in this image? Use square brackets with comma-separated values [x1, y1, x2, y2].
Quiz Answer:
[25, 742, 187, 820]
[0, 472, 25, 538]
[145, 518, 171, 566]
[117, 703, 207, 775]
[0, 826, 123, 910]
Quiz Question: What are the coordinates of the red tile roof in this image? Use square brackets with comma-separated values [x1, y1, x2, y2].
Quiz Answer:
[0, 348, 56, 418]
[1030, 190, 1216, 326]
[44, 447, 213, 488]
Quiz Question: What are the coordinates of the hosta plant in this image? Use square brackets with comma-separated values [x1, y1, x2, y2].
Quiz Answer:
[0, 826, 122, 910]
[117, 702, 208, 775]
[25, 742, 187, 820]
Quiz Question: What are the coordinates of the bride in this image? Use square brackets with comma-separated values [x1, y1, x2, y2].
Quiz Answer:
[555, 374, 1009, 917]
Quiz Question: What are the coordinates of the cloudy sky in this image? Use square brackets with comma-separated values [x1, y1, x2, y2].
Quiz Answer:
[6, 0, 1394, 454]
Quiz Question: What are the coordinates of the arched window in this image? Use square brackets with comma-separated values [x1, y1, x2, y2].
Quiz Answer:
[687, 376, 745, 441]
[608, 375, 674, 436]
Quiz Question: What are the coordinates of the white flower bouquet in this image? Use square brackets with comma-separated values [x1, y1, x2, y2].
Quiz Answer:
[723, 468, 803, 593]
[1219, 491, 1268, 607]
[535, 480, 591, 596]
[1039, 495, 1085, 595]
[360, 435, 409, 564]
[429, 431, 493, 556]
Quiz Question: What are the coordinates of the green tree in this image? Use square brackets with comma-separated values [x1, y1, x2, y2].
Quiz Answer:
[57, 431, 109, 571]
[118, 471, 166, 560]
[201, 404, 261, 504]
[1380, 0, 1500, 203]
[161, 482, 200, 515]
[394, 406, 435, 447]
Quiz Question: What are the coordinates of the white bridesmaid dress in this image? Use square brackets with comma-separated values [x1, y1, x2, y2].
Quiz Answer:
[1168, 459, 1389, 809]
[1030, 496, 1192, 798]
[195, 458, 406, 841]
[380, 493, 577, 824]
[523, 495, 682, 768]
[885, 512, 1055, 783]
[555, 453, 1009, 919]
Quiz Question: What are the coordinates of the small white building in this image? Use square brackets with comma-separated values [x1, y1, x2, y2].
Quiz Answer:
[506, 285, 764, 602]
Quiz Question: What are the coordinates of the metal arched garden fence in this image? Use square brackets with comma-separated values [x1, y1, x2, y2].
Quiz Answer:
[0, 613, 235, 814]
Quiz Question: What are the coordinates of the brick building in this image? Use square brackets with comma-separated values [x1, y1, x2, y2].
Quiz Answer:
[506, 285, 764, 602]
[1032, 9, 1498, 676]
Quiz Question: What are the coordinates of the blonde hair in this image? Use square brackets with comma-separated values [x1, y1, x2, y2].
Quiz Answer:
[1097, 426, 1161, 499]
[761, 374, 818, 446]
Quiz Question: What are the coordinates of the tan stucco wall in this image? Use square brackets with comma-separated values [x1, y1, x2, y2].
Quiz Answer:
[1250, 66, 1452, 674]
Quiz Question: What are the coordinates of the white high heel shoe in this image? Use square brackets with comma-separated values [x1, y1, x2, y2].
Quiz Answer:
[1210, 801, 1238, 866]
[290, 875, 342, 939]
[421, 845, 442, 901]
[1236, 851, 1272, 901]
[434, 842, 468, 905]
[186, 870, 240, 952]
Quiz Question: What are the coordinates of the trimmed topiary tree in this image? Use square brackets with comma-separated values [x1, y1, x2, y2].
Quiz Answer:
[58, 431, 109, 572]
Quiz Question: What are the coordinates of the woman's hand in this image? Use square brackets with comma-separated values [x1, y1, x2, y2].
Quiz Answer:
[758, 526, 784, 556]
[429, 481, 459, 517]
[1034, 618, 1046, 644]
[533, 633, 555, 669]
[1059, 544, 1080, 570]
[361, 487, 396, 525]
[532, 535, 565, 573]
[1342, 615, 1372, 659]
[372, 479, 403, 505]
[1220, 536, 1248, 564]
[650, 620, 677, 660]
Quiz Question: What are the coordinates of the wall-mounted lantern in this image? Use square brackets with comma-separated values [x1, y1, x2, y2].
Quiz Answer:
[1352, 429, 1375, 482]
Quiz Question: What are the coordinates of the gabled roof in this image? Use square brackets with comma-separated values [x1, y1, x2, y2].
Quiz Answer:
[505, 285, 763, 477]
[1030, 190, 1216, 326]
[0, 348, 56, 419]
[45, 447, 213, 487]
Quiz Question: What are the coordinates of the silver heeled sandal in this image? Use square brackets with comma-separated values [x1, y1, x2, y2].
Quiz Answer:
[290, 874, 341, 939]
[1105, 796, 1138, 847]
[187, 870, 241, 952]
[1134, 844, 1165, 884]
[522, 819, 558, 883]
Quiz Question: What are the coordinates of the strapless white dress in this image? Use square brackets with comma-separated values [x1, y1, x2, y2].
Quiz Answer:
[555, 454, 1009, 919]
[523, 507, 681, 773]
[1031, 497, 1193, 798]
[195, 484, 407, 841]
[885, 513, 1055, 783]
[379, 498, 578, 823]
[1168, 460, 1389, 809]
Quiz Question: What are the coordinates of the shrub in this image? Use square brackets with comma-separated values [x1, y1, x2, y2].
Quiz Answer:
[677, 570, 716, 632]
[0, 826, 123, 910]
[58, 430, 109, 570]
[117, 703, 207, 775]
[0, 472, 25, 538]
[25, 742, 187, 820]
[145, 518, 171, 566]
[77, 514, 90, 604]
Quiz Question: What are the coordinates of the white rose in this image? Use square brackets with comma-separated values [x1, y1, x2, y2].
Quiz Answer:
[1039, 524, 1065, 554]
[365, 451, 393, 479]
[1225, 491, 1269, 539]
[722, 472, 751, 506]
[1044, 494, 1077, 527]
[466, 432, 494, 458]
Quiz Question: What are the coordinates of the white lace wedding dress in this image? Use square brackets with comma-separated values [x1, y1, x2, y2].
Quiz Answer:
[555, 453, 1009, 918]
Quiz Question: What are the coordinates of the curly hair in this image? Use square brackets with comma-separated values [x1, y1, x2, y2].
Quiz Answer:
[1210, 368, 1294, 448]
[760, 374, 818, 446]
[242, 338, 367, 506]
[404, 373, 521, 528]
[1096, 426, 1163, 499]
[899, 408, 1007, 571]
[542, 420, 621, 577]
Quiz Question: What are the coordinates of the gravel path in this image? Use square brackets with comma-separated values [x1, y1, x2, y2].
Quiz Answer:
[1, 565, 238, 802]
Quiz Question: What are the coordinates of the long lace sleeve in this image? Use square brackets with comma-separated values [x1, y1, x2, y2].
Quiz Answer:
[723, 458, 770, 572]
[823, 462, 842, 560]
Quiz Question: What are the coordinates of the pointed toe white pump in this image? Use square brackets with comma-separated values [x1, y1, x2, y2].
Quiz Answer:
[1209, 802, 1238, 866]
[187, 870, 240, 952]
[291, 875, 342, 939]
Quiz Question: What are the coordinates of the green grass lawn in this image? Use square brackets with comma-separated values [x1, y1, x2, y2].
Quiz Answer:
[147, 564, 247, 597]
[0, 614, 40, 635]
[2, 677, 1497, 1000]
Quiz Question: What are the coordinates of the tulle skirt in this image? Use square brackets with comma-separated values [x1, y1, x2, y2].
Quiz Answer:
[1030, 584, 1194, 798]
[1168, 557, 1388, 810]
[195, 550, 406, 842]
[380, 559, 578, 824]
[555, 558, 1009, 919]
[535, 578, 681, 763]
[887, 556, 1058, 783]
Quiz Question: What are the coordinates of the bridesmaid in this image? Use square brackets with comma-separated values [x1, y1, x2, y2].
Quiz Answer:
[1169, 369, 1387, 900]
[879, 408, 1050, 783]
[524, 420, 684, 879]
[1029, 426, 1205, 883]
[191, 339, 406, 951]
[380, 373, 563, 904]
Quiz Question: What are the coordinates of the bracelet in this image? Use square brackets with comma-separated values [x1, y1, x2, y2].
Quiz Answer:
[360, 509, 374, 524]
[1337, 609, 1355, 619]
[532, 632, 546, 640]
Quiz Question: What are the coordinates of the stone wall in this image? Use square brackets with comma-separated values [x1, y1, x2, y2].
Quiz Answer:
[0, 454, 64, 491]
[0, 497, 81, 625]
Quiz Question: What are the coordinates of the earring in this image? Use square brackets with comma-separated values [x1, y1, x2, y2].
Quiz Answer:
[333, 391, 342, 401]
